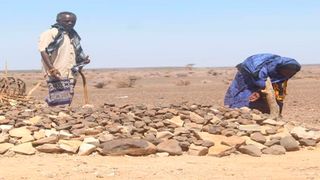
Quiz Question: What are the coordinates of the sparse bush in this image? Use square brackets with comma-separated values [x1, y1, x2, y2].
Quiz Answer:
[94, 82, 107, 89]
[175, 79, 190, 86]
[208, 69, 219, 76]
[116, 76, 138, 88]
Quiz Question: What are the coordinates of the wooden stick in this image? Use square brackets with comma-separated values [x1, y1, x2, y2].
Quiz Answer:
[27, 81, 42, 97]
[79, 70, 89, 105]
[264, 78, 279, 118]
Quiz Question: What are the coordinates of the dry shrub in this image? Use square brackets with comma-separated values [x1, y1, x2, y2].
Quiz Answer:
[94, 82, 107, 89]
[116, 76, 138, 88]
[176, 79, 190, 86]
[176, 73, 188, 78]
[207, 69, 219, 76]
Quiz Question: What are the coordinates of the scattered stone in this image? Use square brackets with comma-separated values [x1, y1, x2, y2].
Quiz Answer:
[208, 144, 235, 157]
[280, 136, 300, 151]
[156, 131, 173, 140]
[78, 143, 96, 155]
[9, 127, 31, 138]
[58, 140, 82, 153]
[11, 142, 36, 155]
[239, 144, 262, 157]
[0, 134, 9, 143]
[221, 136, 245, 148]
[188, 144, 208, 156]
[100, 138, 157, 156]
[264, 139, 280, 147]
[98, 133, 115, 143]
[36, 144, 63, 153]
[189, 112, 205, 124]
[83, 137, 100, 146]
[156, 152, 169, 157]
[0, 143, 14, 154]
[250, 132, 266, 144]
[262, 145, 286, 155]
[238, 125, 261, 132]
[32, 136, 59, 146]
[168, 116, 184, 127]
[157, 139, 182, 155]
[299, 139, 317, 147]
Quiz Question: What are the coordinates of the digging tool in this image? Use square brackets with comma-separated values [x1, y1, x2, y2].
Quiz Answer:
[79, 69, 89, 105]
[264, 78, 280, 118]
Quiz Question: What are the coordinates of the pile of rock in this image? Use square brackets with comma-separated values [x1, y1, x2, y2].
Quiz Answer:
[0, 99, 319, 157]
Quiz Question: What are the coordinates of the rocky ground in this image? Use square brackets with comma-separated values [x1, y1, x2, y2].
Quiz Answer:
[1, 66, 320, 179]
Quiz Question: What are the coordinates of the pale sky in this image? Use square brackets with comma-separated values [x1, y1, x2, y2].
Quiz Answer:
[1, 0, 319, 70]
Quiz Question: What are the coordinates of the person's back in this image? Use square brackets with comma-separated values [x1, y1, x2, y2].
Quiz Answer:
[224, 53, 301, 115]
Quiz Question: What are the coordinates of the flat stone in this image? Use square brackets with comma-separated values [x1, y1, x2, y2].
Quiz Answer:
[156, 152, 169, 157]
[195, 132, 227, 145]
[45, 129, 59, 137]
[291, 127, 320, 141]
[202, 140, 215, 148]
[83, 137, 100, 146]
[157, 139, 182, 155]
[208, 144, 235, 157]
[210, 115, 221, 124]
[251, 114, 264, 122]
[11, 142, 36, 155]
[0, 143, 14, 154]
[20, 134, 35, 143]
[59, 130, 74, 139]
[78, 143, 96, 156]
[262, 145, 286, 155]
[0, 116, 10, 124]
[264, 139, 280, 147]
[221, 136, 245, 148]
[9, 127, 32, 138]
[32, 136, 59, 146]
[28, 116, 42, 125]
[184, 123, 203, 132]
[0, 134, 9, 143]
[250, 132, 266, 144]
[33, 130, 46, 140]
[188, 144, 208, 156]
[242, 136, 266, 150]
[238, 125, 261, 132]
[134, 121, 146, 128]
[280, 136, 300, 151]
[168, 116, 184, 127]
[239, 144, 262, 157]
[36, 144, 63, 153]
[58, 140, 82, 153]
[263, 119, 285, 126]
[98, 134, 115, 143]
[100, 138, 157, 156]
[156, 131, 173, 140]
[299, 139, 317, 146]
[0, 125, 13, 132]
[189, 112, 205, 124]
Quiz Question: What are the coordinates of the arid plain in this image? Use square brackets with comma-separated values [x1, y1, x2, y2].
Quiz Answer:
[1, 65, 320, 179]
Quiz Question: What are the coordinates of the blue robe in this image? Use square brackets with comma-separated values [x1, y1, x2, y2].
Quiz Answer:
[224, 53, 301, 108]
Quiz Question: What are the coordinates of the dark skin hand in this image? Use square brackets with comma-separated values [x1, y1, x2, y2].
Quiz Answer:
[249, 92, 260, 102]
[249, 67, 297, 103]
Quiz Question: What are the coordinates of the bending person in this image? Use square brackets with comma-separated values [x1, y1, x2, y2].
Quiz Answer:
[224, 53, 301, 115]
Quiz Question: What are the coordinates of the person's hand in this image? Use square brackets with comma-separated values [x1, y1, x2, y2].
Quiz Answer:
[249, 92, 260, 102]
[49, 68, 61, 79]
[84, 55, 90, 64]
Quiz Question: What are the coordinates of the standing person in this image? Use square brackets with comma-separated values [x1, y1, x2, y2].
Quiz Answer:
[38, 11, 90, 106]
[224, 53, 301, 115]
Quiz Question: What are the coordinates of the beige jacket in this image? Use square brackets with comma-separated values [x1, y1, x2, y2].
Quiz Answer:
[38, 28, 76, 79]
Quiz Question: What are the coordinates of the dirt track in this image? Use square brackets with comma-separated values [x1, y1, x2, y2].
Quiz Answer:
[1, 66, 320, 179]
